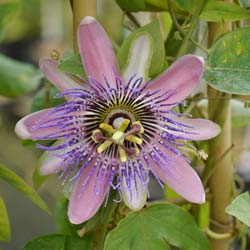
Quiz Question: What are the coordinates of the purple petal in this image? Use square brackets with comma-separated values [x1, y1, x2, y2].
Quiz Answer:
[39, 59, 83, 92]
[78, 16, 119, 87]
[150, 143, 205, 203]
[166, 115, 221, 140]
[148, 55, 204, 107]
[15, 109, 53, 139]
[68, 160, 110, 224]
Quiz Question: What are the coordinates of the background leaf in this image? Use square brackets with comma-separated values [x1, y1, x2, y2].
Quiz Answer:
[204, 28, 250, 95]
[226, 192, 250, 226]
[58, 54, 86, 78]
[0, 2, 18, 40]
[0, 163, 50, 214]
[116, 0, 146, 11]
[0, 54, 42, 97]
[117, 21, 166, 78]
[0, 196, 10, 242]
[23, 234, 93, 250]
[55, 197, 82, 235]
[31, 85, 65, 112]
[32, 167, 49, 190]
[240, 0, 250, 8]
[201, 1, 250, 22]
[231, 100, 250, 128]
[174, 0, 197, 12]
[104, 203, 210, 250]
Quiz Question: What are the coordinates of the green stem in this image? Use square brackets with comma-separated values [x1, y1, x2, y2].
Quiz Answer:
[167, 0, 209, 54]
[206, 20, 234, 250]
[176, 0, 208, 57]
[72, 0, 97, 52]
[124, 11, 140, 29]
[96, 191, 119, 250]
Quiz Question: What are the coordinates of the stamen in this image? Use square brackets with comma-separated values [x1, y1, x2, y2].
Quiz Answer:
[118, 146, 127, 162]
[92, 118, 144, 162]
[99, 123, 115, 134]
[97, 141, 113, 153]
[125, 135, 142, 145]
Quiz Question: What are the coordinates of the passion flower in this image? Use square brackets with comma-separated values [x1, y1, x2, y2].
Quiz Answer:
[15, 16, 220, 224]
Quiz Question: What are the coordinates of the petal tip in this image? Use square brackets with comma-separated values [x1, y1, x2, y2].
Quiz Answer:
[195, 55, 204, 65]
[193, 189, 206, 204]
[67, 209, 92, 225]
[15, 119, 31, 140]
[68, 214, 84, 225]
[80, 16, 96, 25]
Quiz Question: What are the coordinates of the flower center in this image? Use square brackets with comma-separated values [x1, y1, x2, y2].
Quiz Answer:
[91, 117, 144, 163]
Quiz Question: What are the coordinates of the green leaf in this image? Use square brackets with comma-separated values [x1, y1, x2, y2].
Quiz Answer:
[115, 0, 146, 11]
[32, 167, 49, 190]
[0, 2, 18, 40]
[201, 1, 250, 22]
[205, 28, 250, 95]
[240, 0, 250, 9]
[31, 85, 65, 112]
[226, 192, 250, 227]
[0, 196, 10, 241]
[231, 100, 250, 128]
[104, 204, 210, 250]
[0, 54, 42, 97]
[117, 21, 166, 78]
[144, 0, 168, 9]
[58, 54, 86, 78]
[55, 197, 82, 235]
[0, 163, 50, 214]
[174, 0, 250, 22]
[23, 234, 93, 250]
[174, 0, 197, 12]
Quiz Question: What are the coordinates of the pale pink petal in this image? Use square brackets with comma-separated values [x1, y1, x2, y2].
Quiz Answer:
[165, 115, 221, 141]
[39, 59, 83, 92]
[39, 141, 84, 175]
[122, 34, 152, 83]
[15, 109, 53, 139]
[68, 160, 111, 224]
[39, 140, 66, 175]
[39, 150, 61, 175]
[149, 143, 205, 203]
[78, 16, 119, 88]
[15, 108, 81, 140]
[148, 55, 204, 107]
[121, 172, 147, 210]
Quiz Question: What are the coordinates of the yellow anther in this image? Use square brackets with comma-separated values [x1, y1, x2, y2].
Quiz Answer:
[119, 119, 130, 132]
[125, 135, 143, 145]
[112, 131, 125, 144]
[97, 140, 113, 153]
[99, 123, 115, 134]
[118, 146, 127, 163]
[132, 121, 144, 134]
